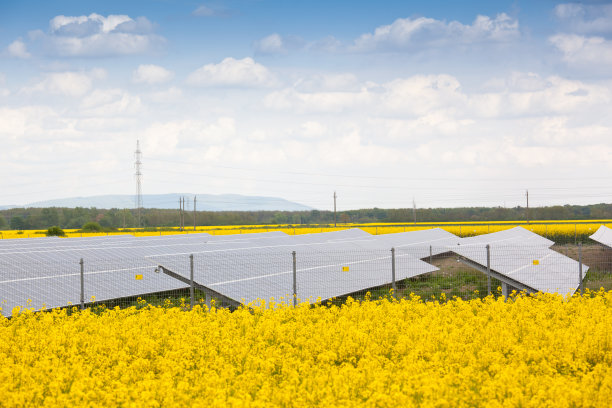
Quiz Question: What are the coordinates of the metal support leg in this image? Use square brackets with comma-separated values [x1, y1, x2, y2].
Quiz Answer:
[502, 282, 508, 298]
[292, 251, 297, 307]
[391, 247, 396, 296]
[80, 258, 84, 310]
[189, 254, 194, 309]
[486, 245, 491, 295]
[578, 242, 583, 296]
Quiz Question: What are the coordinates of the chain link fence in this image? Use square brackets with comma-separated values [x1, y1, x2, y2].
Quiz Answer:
[2, 242, 611, 316]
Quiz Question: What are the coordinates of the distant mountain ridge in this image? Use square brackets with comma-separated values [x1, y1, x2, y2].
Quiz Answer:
[0, 194, 312, 211]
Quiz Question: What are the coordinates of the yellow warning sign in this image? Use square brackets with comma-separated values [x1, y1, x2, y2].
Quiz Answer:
[533, 260, 539, 265]
[342, 266, 349, 272]
[135, 274, 143, 280]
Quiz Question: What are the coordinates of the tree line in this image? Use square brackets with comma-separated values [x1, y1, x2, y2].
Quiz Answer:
[1, 203, 612, 230]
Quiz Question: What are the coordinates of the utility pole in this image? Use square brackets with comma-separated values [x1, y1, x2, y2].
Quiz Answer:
[193, 195, 197, 231]
[412, 198, 417, 224]
[134, 140, 143, 228]
[333, 191, 337, 227]
[526, 189, 529, 224]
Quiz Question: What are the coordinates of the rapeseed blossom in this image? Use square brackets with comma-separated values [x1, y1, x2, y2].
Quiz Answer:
[1, 291, 611, 407]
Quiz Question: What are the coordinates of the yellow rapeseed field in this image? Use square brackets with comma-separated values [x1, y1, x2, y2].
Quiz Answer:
[1, 220, 611, 241]
[1, 292, 611, 407]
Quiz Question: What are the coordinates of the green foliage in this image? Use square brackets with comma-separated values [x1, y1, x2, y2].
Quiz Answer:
[2, 203, 612, 230]
[81, 221, 102, 232]
[10, 216, 25, 230]
[46, 226, 65, 237]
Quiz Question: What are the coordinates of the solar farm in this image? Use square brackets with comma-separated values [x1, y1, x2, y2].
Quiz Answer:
[2, 225, 610, 316]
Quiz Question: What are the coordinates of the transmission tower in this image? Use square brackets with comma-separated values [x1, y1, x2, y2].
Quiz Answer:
[134, 140, 143, 227]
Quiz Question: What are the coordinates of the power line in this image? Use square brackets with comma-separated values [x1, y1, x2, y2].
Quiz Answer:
[147, 157, 612, 182]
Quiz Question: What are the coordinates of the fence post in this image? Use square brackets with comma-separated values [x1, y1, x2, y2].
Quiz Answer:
[574, 224, 577, 245]
[292, 251, 297, 307]
[486, 245, 491, 295]
[391, 247, 396, 296]
[80, 258, 84, 310]
[578, 242, 583, 296]
[429, 245, 432, 264]
[190, 254, 195, 309]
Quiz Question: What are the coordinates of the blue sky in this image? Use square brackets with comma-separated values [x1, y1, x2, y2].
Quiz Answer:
[1, 1, 612, 210]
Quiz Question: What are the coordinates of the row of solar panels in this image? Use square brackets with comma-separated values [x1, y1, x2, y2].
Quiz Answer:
[1, 225, 607, 316]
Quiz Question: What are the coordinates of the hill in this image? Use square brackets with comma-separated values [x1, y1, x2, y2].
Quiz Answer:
[0, 194, 312, 212]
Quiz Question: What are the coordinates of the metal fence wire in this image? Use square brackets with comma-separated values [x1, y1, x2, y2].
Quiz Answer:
[1, 243, 611, 316]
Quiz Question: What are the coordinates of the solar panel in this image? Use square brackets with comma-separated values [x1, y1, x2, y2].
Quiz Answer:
[453, 244, 587, 296]
[458, 226, 554, 247]
[0, 231, 298, 316]
[352, 228, 461, 258]
[452, 227, 587, 297]
[147, 238, 437, 305]
[290, 228, 373, 244]
[590, 225, 612, 248]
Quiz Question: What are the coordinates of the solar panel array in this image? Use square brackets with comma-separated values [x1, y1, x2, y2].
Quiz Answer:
[148, 230, 438, 306]
[0, 233, 214, 316]
[0, 226, 593, 315]
[453, 227, 587, 296]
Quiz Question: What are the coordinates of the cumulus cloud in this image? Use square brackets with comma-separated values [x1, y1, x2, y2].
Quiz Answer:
[191, 4, 232, 17]
[147, 87, 183, 103]
[6, 39, 31, 58]
[186, 57, 278, 87]
[132, 64, 173, 84]
[253, 34, 285, 54]
[549, 34, 612, 67]
[554, 3, 612, 34]
[352, 13, 519, 51]
[37, 13, 165, 57]
[23, 69, 106, 97]
[253, 33, 305, 54]
[294, 73, 361, 92]
[264, 72, 609, 123]
[81, 88, 142, 116]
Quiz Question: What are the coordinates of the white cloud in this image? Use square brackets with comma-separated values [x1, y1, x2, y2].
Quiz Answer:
[147, 87, 183, 103]
[253, 34, 285, 54]
[294, 73, 360, 92]
[352, 13, 519, 51]
[191, 5, 230, 17]
[253, 33, 305, 54]
[264, 72, 610, 125]
[192, 5, 215, 16]
[299, 121, 327, 139]
[186, 57, 278, 87]
[554, 3, 612, 34]
[23, 70, 106, 97]
[140, 117, 236, 156]
[308, 36, 342, 52]
[6, 39, 31, 58]
[549, 34, 612, 67]
[132, 64, 173, 84]
[39, 13, 164, 57]
[264, 87, 372, 113]
[81, 88, 143, 116]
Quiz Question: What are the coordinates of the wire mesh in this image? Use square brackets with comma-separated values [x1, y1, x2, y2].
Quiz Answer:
[1, 240, 612, 316]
